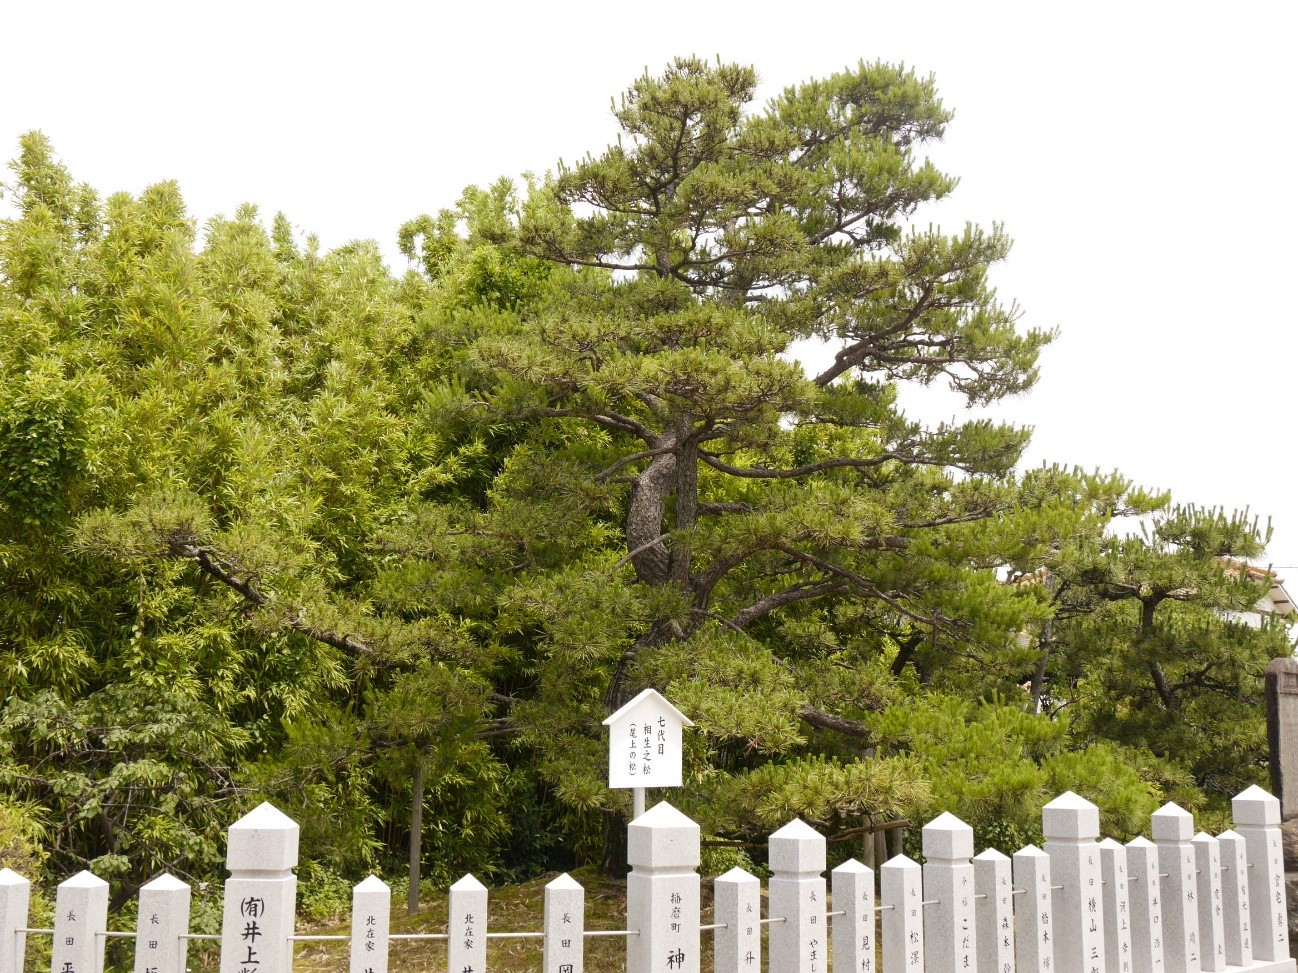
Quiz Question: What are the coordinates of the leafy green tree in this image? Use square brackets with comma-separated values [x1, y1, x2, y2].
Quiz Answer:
[1032, 505, 1293, 803]
[387, 58, 1150, 867]
[0, 134, 511, 899]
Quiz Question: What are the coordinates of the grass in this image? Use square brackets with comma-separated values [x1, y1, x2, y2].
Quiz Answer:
[290, 867, 727, 973]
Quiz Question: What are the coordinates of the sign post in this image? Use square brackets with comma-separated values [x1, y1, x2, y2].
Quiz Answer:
[603, 688, 693, 821]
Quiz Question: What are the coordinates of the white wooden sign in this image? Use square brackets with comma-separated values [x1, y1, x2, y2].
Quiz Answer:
[603, 688, 692, 789]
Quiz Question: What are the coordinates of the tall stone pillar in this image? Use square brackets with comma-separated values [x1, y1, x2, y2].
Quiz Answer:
[833, 859, 875, 973]
[768, 819, 827, 973]
[134, 874, 190, 973]
[219, 803, 299, 973]
[881, 856, 922, 973]
[922, 812, 976, 973]
[627, 802, 700, 973]
[1043, 792, 1104, 973]
[1232, 785, 1289, 962]
[1151, 803, 1199, 973]
[51, 871, 109, 973]
[1012, 845, 1053, 973]
[0, 869, 30, 973]
[714, 867, 760, 973]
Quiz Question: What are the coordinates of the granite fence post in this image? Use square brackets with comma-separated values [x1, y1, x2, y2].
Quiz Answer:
[51, 870, 109, 973]
[1097, 839, 1131, 973]
[349, 875, 389, 973]
[134, 873, 190, 973]
[832, 858, 875, 973]
[0, 869, 30, 973]
[1191, 832, 1225, 972]
[768, 819, 827, 973]
[975, 849, 1013, 973]
[1216, 829, 1252, 968]
[881, 856, 923, 973]
[1042, 792, 1104, 973]
[219, 803, 299, 973]
[1122, 837, 1163, 973]
[1012, 845, 1053, 973]
[447, 875, 487, 973]
[1151, 803, 1199, 973]
[1265, 657, 1298, 820]
[922, 812, 975, 973]
[627, 802, 700, 973]
[543, 873, 584, 973]
[1232, 784, 1289, 962]
[714, 867, 760, 973]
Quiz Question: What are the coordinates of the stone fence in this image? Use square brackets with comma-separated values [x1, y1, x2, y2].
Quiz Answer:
[0, 786, 1294, 973]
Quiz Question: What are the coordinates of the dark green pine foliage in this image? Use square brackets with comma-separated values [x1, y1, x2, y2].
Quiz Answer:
[388, 58, 1173, 863]
[1035, 506, 1293, 801]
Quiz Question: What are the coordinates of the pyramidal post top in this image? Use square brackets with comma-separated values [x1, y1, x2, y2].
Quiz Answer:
[227, 802, 300, 872]
[355, 874, 390, 893]
[450, 874, 488, 893]
[140, 872, 189, 892]
[602, 687, 694, 727]
[60, 869, 109, 889]
[923, 811, 974, 861]
[231, 802, 299, 832]
[1043, 791, 1100, 841]
[769, 818, 826, 875]
[715, 865, 759, 884]
[0, 866, 30, 885]
[1126, 836, 1155, 848]
[770, 818, 824, 842]
[627, 800, 700, 869]
[1232, 785, 1280, 826]
[1097, 837, 1123, 850]
[1151, 802, 1194, 842]
[632, 800, 698, 829]
[832, 858, 871, 874]
[1043, 790, 1097, 811]
[545, 872, 583, 891]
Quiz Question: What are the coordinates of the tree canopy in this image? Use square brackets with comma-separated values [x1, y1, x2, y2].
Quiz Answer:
[1, 57, 1291, 907]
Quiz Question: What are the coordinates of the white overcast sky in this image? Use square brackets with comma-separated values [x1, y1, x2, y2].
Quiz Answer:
[4, 1, 1296, 572]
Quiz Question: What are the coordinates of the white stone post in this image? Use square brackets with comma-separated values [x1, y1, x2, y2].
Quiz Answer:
[975, 849, 1014, 973]
[922, 812, 976, 973]
[350, 875, 389, 973]
[1097, 839, 1131, 973]
[832, 859, 875, 973]
[51, 870, 109, 973]
[134, 874, 190, 973]
[627, 802, 700, 973]
[1191, 833, 1225, 972]
[1215, 830, 1252, 968]
[768, 819, 827, 973]
[1042, 792, 1104, 973]
[881, 856, 923, 973]
[1151, 803, 1199, 973]
[447, 875, 487, 973]
[544, 873, 584, 973]
[1012, 845, 1053, 973]
[219, 804, 299, 973]
[1231, 785, 1289, 962]
[1122, 838, 1162, 973]
[0, 869, 30, 973]
[714, 867, 760, 973]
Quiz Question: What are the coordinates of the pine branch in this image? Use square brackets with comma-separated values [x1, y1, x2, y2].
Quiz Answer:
[164, 539, 378, 660]
[797, 706, 872, 738]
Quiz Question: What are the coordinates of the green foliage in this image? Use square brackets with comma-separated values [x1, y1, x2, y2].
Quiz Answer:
[1, 56, 1290, 899]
